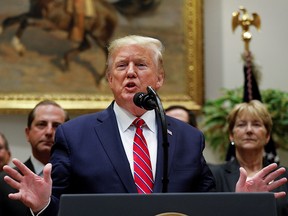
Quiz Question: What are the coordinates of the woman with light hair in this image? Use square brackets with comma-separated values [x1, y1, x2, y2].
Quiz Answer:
[209, 100, 288, 216]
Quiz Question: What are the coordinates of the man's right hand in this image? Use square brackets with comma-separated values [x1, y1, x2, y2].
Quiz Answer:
[235, 163, 287, 198]
[3, 158, 52, 213]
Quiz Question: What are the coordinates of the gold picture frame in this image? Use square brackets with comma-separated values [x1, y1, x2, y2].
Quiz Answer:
[0, 0, 203, 114]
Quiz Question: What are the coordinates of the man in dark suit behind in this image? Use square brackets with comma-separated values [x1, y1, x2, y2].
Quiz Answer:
[2, 35, 287, 216]
[0, 100, 69, 215]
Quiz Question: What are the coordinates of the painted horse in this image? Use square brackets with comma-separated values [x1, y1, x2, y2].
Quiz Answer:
[0, 0, 161, 85]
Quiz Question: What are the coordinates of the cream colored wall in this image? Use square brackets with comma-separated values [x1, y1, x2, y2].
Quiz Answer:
[0, 0, 288, 166]
[0, 115, 29, 165]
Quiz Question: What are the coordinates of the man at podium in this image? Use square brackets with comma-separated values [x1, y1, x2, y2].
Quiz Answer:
[3, 35, 287, 216]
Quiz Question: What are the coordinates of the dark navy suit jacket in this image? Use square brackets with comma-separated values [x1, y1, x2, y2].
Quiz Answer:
[41, 102, 215, 215]
[0, 158, 34, 216]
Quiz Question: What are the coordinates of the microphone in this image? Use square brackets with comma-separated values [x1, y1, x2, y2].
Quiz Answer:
[133, 92, 156, 110]
[134, 86, 169, 192]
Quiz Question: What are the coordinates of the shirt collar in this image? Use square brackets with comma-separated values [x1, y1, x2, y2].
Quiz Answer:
[30, 154, 45, 175]
[113, 102, 157, 133]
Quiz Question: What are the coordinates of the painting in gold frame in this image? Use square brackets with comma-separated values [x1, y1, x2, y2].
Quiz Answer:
[0, 0, 203, 114]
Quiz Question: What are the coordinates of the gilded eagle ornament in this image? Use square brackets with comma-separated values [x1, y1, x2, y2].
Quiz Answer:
[232, 6, 261, 52]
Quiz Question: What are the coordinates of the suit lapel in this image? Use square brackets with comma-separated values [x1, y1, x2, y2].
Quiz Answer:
[24, 158, 35, 173]
[224, 160, 240, 191]
[93, 105, 177, 193]
[93, 104, 137, 193]
[153, 116, 176, 193]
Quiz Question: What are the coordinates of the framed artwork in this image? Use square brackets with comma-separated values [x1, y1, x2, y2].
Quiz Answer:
[0, 0, 203, 114]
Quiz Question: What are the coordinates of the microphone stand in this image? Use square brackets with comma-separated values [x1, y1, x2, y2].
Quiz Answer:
[146, 86, 169, 193]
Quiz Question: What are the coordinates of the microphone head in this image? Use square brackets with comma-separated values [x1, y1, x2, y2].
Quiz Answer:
[133, 92, 156, 110]
[133, 92, 145, 107]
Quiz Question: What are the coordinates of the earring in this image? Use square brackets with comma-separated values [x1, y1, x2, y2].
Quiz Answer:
[231, 141, 235, 145]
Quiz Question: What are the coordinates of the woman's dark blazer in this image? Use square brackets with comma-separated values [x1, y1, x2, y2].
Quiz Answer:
[209, 159, 288, 216]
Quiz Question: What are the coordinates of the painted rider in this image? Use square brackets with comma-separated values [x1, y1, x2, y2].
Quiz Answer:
[66, 0, 96, 42]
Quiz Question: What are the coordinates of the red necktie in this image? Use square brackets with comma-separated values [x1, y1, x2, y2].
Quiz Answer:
[133, 118, 154, 193]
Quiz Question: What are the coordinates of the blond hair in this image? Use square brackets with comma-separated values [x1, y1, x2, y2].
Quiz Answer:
[105, 35, 165, 77]
[227, 100, 272, 134]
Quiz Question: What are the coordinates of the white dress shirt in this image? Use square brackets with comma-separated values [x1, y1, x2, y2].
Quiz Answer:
[30, 155, 45, 176]
[113, 102, 158, 179]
